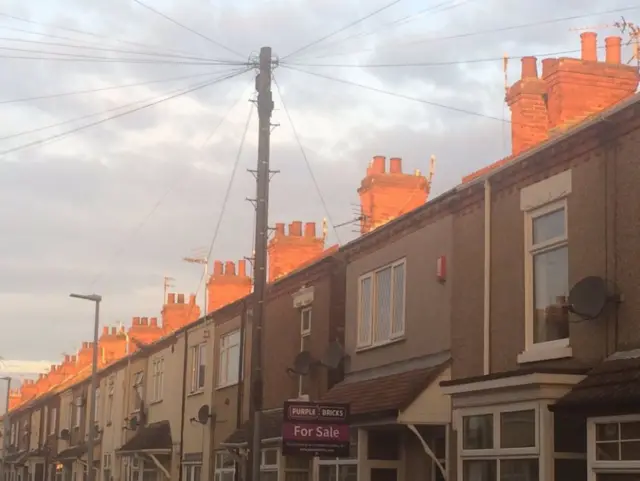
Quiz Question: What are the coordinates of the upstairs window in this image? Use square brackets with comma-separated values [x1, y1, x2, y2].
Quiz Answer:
[152, 357, 164, 402]
[218, 331, 240, 388]
[357, 259, 406, 348]
[190, 343, 206, 393]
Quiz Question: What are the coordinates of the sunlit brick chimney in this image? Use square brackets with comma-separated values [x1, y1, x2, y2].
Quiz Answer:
[44, 364, 66, 387]
[8, 388, 21, 411]
[162, 293, 201, 333]
[358, 155, 430, 234]
[207, 260, 252, 313]
[76, 341, 95, 369]
[19, 379, 38, 403]
[99, 325, 128, 362]
[128, 316, 164, 348]
[268, 221, 325, 282]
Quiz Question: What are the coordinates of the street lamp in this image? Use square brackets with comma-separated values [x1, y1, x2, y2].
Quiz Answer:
[1, 376, 11, 481]
[182, 255, 208, 315]
[69, 293, 101, 481]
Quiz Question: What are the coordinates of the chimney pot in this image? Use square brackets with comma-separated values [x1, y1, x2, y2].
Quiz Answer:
[71, 355, 77, 363]
[177, 293, 185, 304]
[214, 260, 224, 276]
[50, 365, 56, 372]
[133, 316, 141, 325]
[64, 355, 70, 363]
[521, 56, 538, 79]
[111, 327, 117, 335]
[304, 222, 316, 237]
[275, 223, 285, 235]
[150, 317, 158, 327]
[189, 294, 196, 305]
[238, 259, 247, 277]
[580, 32, 598, 61]
[224, 261, 236, 276]
[167, 293, 176, 304]
[389, 157, 402, 174]
[541, 58, 557, 78]
[289, 221, 303, 236]
[102, 326, 109, 336]
[605, 36, 622, 64]
[141, 317, 148, 325]
[371, 155, 386, 174]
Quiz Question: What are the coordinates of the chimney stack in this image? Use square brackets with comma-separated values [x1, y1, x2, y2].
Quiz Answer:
[605, 36, 622, 64]
[207, 261, 252, 313]
[268, 220, 325, 282]
[580, 32, 598, 61]
[162, 292, 201, 333]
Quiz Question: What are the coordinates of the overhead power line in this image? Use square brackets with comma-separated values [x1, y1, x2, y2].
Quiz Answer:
[0, 67, 242, 142]
[0, 67, 251, 159]
[272, 76, 342, 244]
[281, 0, 405, 61]
[307, 5, 640, 60]
[282, 65, 510, 123]
[0, 11, 199, 58]
[132, 0, 245, 59]
[0, 36, 237, 63]
[89, 81, 254, 289]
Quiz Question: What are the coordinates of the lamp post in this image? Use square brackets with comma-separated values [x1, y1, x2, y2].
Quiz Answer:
[182, 256, 208, 315]
[1, 376, 11, 481]
[69, 293, 101, 481]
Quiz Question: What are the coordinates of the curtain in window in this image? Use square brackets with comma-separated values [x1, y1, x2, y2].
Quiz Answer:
[392, 263, 405, 337]
[374, 267, 392, 343]
[358, 277, 373, 345]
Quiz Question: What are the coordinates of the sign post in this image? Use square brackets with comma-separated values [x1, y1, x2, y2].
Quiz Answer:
[282, 401, 351, 457]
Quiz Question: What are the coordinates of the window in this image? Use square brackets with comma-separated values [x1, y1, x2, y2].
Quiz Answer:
[260, 449, 279, 481]
[132, 372, 144, 411]
[589, 416, 640, 478]
[214, 452, 235, 481]
[106, 377, 115, 424]
[10, 423, 15, 445]
[152, 358, 164, 402]
[460, 406, 539, 480]
[217, 332, 240, 388]
[73, 396, 82, 427]
[94, 387, 100, 423]
[525, 202, 569, 350]
[49, 407, 57, 435]
[183, 465, 201, 481]
[103, 454, 112, 481]
[284, 455, 310, 481]
[318, 430, 358, 481]
[301, 308, 311, 336]
[299, 308, 312, 398]
[190, 343, 206, 393]
[357, 259, 406, 348]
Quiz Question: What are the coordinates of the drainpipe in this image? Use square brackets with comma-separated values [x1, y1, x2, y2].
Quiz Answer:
[483, 179, 492, 376]
[178, 329, 189, 481]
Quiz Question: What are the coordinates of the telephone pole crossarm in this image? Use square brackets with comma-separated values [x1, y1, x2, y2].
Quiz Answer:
[247, 46, 274, 481]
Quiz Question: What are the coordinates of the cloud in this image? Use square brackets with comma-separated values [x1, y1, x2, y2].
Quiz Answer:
[0, 0, 634, 362]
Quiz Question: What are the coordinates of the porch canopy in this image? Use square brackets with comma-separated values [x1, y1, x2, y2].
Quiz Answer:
[3, 450, 29, 465]
[116, 420, 172, 455]
[55, 444, 87, 463]
[550, 350, 640, 417]
[222, 409, 284, 448]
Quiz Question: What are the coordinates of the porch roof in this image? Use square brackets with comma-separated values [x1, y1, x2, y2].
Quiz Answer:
[321, 361, 449, 418]
[223, 409, 283, 446]
[117, 421, 172, 453]
[551, 351, 640, 416]
[56, 444, 87, 461]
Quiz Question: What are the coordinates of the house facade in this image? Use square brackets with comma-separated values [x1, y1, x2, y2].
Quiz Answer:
[442, 47, 640, 481]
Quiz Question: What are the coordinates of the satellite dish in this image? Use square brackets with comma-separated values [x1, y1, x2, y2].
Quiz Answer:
[568, 276, 609, 320]
[321, 341, 346, 370]
[292, 351, 315, 375]
[197, 405, 211, 425]
[128, 416, 139, 431]
[60, 429, 70, 441]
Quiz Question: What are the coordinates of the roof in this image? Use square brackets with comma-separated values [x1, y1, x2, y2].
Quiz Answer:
[56, 444, 87, 461]
[223, 409, 283, 445]
[320, 361, 449, 417]
[117, 421, 172, 452]
[552, 351, 640, 416]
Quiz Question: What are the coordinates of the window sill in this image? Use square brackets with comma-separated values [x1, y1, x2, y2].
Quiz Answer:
[517, 340, 572, 364]
[149, 399, 163, 406]
[356, 337, 405, 353]
[216, 382, 239, 391]
[187, 390, 205, 398]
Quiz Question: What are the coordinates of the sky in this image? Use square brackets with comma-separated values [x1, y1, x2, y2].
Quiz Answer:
[0, 0, 637, 372]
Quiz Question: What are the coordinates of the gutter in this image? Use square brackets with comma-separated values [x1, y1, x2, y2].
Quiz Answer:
[178, 330, 189, 481]
[483, 179, 492, 376]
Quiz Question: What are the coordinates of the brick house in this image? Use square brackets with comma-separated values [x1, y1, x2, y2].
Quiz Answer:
[441, 34, 640, 481]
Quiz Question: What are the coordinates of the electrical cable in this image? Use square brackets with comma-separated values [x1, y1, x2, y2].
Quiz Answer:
[296, 0, 470, 59]
[0, 11, 201, 59]
[0, 45, 243, 65]
[132, 0, 245, 60]
[272, 75, 342, 245]
[282, 64, 510, 123]
[0, 36, 239, 63]
[305, 5, 640, 60]
[281, 0, 405, 61]
[0, 69, 231, 105]
[88, 80, 255, 289]
[0, 67, 251, 159]
[0, 67, 243, 142]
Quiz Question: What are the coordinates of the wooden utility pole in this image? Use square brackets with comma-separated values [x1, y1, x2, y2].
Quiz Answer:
[246, 46, 274, 481]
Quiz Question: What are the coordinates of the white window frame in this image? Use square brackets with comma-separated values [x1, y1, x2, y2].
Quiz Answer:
[213, 452, 235, 481]
[132, 371, 144, 412]
[73, 396, 82, 428]
[260, 448, 279, 475]
[317, 430, 358, 478]
[456, 402, 545, 480]
[298, 308, 312, 398]
[151, 357, 164, 403]
[519, 199, 572, 364]
[356, 258, 406, 349]
[49, 407, 57, 436]
[106, 377, 115, 424]
[587, 414, 640, 480]
[94, 387, 100, 423]
[103, 453, 112, 481]
[182, 464, 202, 481]
[217, 331, 240, 389]
[189, 343, 207, 393]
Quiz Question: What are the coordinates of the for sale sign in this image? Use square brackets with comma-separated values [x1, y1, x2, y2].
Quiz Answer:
[282, 401, 351, 457]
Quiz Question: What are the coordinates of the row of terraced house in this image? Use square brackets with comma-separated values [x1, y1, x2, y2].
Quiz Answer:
[4, 32, 640, 481]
